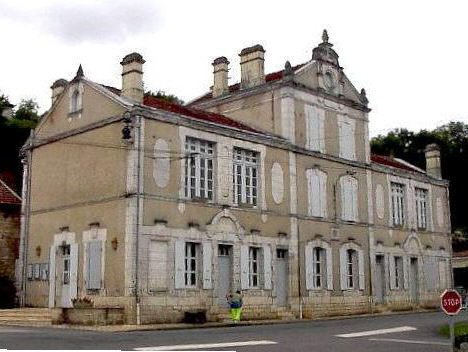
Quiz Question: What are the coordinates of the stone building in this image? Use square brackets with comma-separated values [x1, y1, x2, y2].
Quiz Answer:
[18, 31, 452, 323]
[0, 177, 21, 280]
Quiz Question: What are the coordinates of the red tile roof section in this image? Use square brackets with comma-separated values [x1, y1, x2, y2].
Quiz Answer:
[371, 154, 425, 173]
[454, 250, 468, 258]
[189, 63, 306, 105]
[0, 179, 21, 205]
[143, 95, 262, 134]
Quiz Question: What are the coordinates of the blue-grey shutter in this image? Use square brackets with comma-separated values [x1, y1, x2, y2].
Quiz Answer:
[174, 240, 185, 289]
[87, 241, 102, 289]
[240, 245, 249, 290]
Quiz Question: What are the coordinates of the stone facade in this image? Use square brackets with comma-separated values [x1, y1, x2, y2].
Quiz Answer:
[19, 32, 452, 324]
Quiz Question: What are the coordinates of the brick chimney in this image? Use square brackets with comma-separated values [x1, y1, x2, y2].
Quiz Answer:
[239, 44, 265, 89]
[120, 52, 145, 103]
[425, 143, 442, 179]
[50, 79, 68, 105]
[212, 56, 230, 98]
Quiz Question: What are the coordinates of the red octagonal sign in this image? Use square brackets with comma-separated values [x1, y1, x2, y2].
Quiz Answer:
[441, 289, 462, 315]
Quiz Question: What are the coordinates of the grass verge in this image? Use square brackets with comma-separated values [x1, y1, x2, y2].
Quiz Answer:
[439, 322, 468, 337]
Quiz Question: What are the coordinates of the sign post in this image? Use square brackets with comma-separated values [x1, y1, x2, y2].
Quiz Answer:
[441, 289, 463, 352]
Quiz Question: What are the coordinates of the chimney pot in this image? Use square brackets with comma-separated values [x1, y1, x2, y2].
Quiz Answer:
[424, 143, 442, 179]
[239, 44, 265, 89]
[50, 79, 68, 105]
[121, 52, 145, 103]
[212, 56, 230, 98]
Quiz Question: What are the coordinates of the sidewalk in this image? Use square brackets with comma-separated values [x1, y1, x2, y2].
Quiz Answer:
[46, 308, 438, 332]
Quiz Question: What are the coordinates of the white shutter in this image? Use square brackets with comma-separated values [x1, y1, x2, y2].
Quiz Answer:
[148, 240, 168, 290]
[344, 178, 353, 220]
[202, 242, 212, 289]
[310, 170, 320, 217]
[403, 256, 409, 290]
[389, 255, 396, 290]
[240, 245, 249, 290]
[48, 246, 56, 308]
[340, 247, 347, 290]
[352, 178, 358, 221]
[174, 240, 185, 289]
[424, 257, 433, 291]
[349, 119, 356, 160]
[340, 177, 347, 220]
[326, 246, 333, 290]
[319, 171, 327, 218]
[305, 243, 313, 290]
[70, 244, 79, 301]
[87, 241, 102, 289]
[358, 249, 365, 290]
[318, 109, 325, 153]
[263, 245, 272, 290]
[306, 169, 313, 216]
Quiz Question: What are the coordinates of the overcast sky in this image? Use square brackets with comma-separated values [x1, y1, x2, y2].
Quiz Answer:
[1, 0, 467, 136]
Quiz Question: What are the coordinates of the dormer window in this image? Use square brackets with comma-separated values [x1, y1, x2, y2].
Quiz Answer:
[68, 83, 83, 115]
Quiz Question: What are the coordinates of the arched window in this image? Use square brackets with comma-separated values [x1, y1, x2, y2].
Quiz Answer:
[305, 240, 333, 290]
[71, 90, 80, 112]
[340, 175, 358, 222]
[339, 242, 364, 290]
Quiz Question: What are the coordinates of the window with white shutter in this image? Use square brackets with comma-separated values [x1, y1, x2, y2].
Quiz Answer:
[248, 247, 261, 288]
[340, 244, 364, 290]
[306, 105, 325, 153]
[184, 138, 215, 200]
[184, 242, 199, 287]
[307, 169, 327, 218]
[305, 241, 333, 291]
[393, 256, 404, 290]
[340, 175, 358, 222]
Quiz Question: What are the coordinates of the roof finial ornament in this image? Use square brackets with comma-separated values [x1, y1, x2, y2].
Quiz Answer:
[75, 64, 84, 78]
[360, 88, 369, 106]
[284, 60, 293, 75]
[322, 29, 329, 44]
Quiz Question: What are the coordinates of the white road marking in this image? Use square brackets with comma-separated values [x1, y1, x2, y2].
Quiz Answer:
[336, 326, 417, 338]
[134, 340, 277, 351]
[369, 338, 450, 346]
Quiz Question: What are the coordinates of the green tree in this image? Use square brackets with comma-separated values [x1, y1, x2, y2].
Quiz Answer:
[145, 90, 184, 105]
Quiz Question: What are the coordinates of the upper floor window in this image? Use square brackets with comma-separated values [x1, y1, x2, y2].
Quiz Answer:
[415, 188, 428, 230]
[233, 148, 258, 206]
[338, 115, 356, 160]
[391, 182, 405, 226]
[184, 138, 214, 200]
[306, 168, 327, 218]
[340, 175, 358, 222]
[305, 105, 325, 153]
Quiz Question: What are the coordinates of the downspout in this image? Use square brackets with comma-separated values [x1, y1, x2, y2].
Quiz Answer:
[135, 114, 143, 325]
[445, 185, 453, 288]
[19, 131, 33, 306]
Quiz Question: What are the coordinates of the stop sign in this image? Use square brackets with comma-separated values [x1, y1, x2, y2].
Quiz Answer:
[440, 289, 463, 315]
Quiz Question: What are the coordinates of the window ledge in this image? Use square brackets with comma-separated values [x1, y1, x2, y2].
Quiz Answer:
[68, 109, 83, 117]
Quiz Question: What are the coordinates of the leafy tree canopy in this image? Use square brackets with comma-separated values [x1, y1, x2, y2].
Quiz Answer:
[145, 90, 184, 105]
[371, 121, 468, 235]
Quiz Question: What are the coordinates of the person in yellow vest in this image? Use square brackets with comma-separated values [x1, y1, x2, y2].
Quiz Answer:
[227, 290, 243, 323]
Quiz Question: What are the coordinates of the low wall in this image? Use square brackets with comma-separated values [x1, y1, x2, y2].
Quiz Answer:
[51, 307, 125, 325]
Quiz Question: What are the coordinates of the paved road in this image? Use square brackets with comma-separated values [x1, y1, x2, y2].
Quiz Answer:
[0, 311, 466, 351]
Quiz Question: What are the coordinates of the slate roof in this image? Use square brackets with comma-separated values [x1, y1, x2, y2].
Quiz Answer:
[0, 178, 21, 205]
